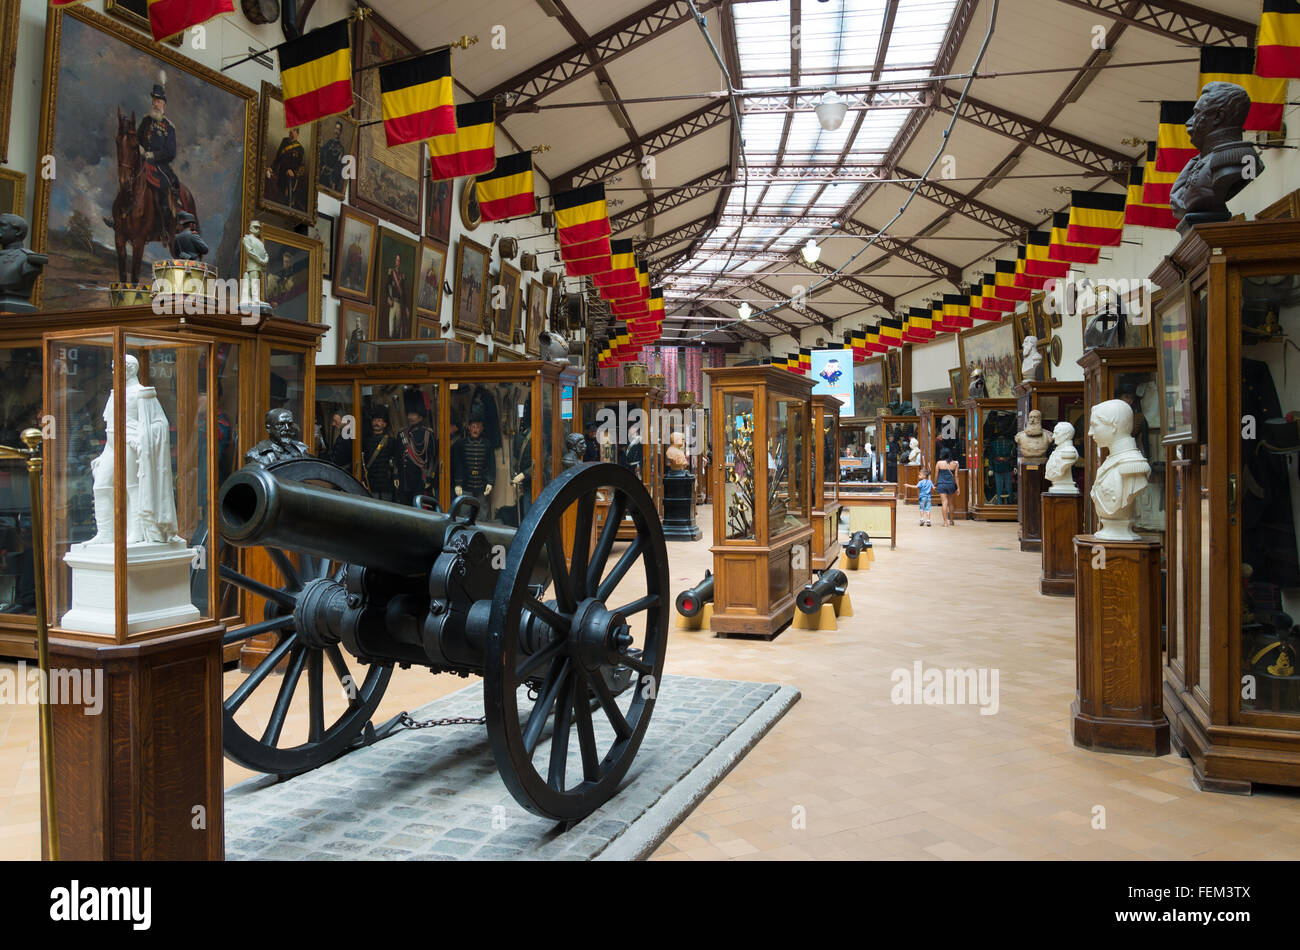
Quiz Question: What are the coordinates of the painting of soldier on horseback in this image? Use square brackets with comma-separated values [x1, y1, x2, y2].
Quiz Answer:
[33, 6, 255, 311]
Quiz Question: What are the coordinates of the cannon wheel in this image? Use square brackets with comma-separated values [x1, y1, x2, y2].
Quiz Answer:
[219, 457, 393, 776]
[484, 462, 669, 822]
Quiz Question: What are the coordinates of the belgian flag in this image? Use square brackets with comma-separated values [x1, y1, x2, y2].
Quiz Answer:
[1048, 212, 1099, 265]
[849, 328, 868, 361]
[991, 259, 1030, 304]
[864, 324, 884, 353]
[594, 240, 637, 289]
[276, 19, 351, 127]
[1012, 248, 1051, 290]
[978, 275, 1013, 313]
[475, 151, 536, 223]
[930, 299, 951, 333]
[1155, 102, 1197, 172]
[1024, 231, 1070, 278]
[799, 348, 812, 374]
[636, 258, 651, 302]
[1258, 0, 1300, 78]
[380, 48, 455, 148]
[554, 184, 611, 253]
[968, 283, 1002, 322]
[942, 293, 973, 329]
[907, 307, 936, 342]
[565, 251, 613, 278]
[1066, 191, 1126, 247]
[429, 100, 496, 181]
[878, 316, 903, 348]
[147, 0, 234, 42]
[1198, 46, 1286, 132]
[1125, 165, 1178, 230]
[1142, 141, 1179, 205]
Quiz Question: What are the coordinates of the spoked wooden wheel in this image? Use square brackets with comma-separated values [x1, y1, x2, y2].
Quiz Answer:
[219, 458, 392, 776]
[484, 462, 669, 821]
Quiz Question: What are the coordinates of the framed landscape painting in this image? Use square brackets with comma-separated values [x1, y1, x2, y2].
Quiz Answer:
[853, 357, 886, 418]
[958, 318, 1021, 399]
[373, 227, 418, 341]
[333, 205, 378, 303]
[257, 81, 317, 225]
[33, 5, 256, 310]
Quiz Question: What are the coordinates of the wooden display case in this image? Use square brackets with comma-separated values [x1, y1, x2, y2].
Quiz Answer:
[810, 394, 842, 570]
[1014, 380, 1085, 550]
[876, 412, 920, 502]
[962, 397, 1018, 521]
[664, 400, 707, 505]
[1151, 220, 1300, 792]
[0, 306, 324, 659]
[705, 366, 814, 638]
[839, 417, 879, 482]
[919, 405, 968, 519]
[577, 386, 666, 540]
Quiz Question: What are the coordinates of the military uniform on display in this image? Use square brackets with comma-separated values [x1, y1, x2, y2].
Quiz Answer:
[453, 410, 495, 512]
[397, 395, 436, 506]
[362, 412, 398, 502]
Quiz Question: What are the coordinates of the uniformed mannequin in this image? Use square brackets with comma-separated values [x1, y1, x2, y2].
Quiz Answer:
[396, 393, 436, 505]
[362, 408, 397, 501]
[453, 409, 494, 511]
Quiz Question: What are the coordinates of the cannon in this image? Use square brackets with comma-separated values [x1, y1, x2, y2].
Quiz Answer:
[215, 456, 668, 821]
[674, 570, 713, 618]
[796, 568, 849, 615]
[845, 530, 874, 560]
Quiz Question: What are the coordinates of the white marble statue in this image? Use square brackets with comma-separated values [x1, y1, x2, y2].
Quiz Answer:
[1088, 398, 1151, 541]
[1044, 421, 1079, 494]
[906, 437, 921, 465]
[242, 220, 269, 306]
[1015, 409, 1053, 463]
[1022, 335, 1043, 381]
[86, 354, 181, 545]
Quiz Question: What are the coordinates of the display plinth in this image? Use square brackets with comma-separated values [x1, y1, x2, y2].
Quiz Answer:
[1040, 491, 1081, 596]
[674, 603, 713, 630]
[60, 541, 200, 635]
[1072, 535, 1169, 756]
[662, 472, 702, 541]
[43, 625, 224, 860]
[900, 463, 919, 505]
[1018, 462, 1044, 552]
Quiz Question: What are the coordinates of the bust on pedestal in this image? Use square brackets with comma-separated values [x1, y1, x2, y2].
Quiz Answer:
[1016, 410, 1052, 552]
[1045, 421, 1079, 494]
[61, 355, 200, 635]
[1088, 398, 1151, 541]
[1021, 336, 1043, 383]
[0, 214, 48, 315]
[662, 431, 701, 541]
[1170, 81, 1264, 233]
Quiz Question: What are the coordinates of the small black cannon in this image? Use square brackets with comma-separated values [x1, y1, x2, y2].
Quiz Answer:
[845, 530, 873, 559]
[674, 570, 714, 618]
[797, 568, 849, 614]
[216, 457, 668, 821]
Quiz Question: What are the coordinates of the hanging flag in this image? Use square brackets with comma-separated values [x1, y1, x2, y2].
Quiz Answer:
[278, 20, 353, 128]
[1142, 141, 1179, 206]
[1066, 191, 1126, 247]
[878, 316, 903, 348]
[1012, 248, 1051, 290]
[1047, 212, 1100, 265]
[475, 151, 536, 223]
[1258, 0, 1300, 78]
[1198, 46, 1286, 132]
[991, 259, 1031, 304]
[1154, 101, 1197, 172]
[594, 240, 637, 289]
[429, 100, 496, 180]
[967, 284, 1001, 322]
[380, 48, 455, 147]
[560, 235, 613, 264]
[929, 299, 950, 333]
[864, 324, 884, 353]
[554, 183, 611, 248]
[1024, 231, 1070, 278]
[1125, 165, 1179, 230]
[147, 0, 234, 42]
[942, 294, 974, 329]
[977, 275, 1013, 313]
[907, 307, 936, 341]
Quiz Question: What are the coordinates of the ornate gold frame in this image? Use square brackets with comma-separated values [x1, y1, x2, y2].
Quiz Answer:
[0, 167, 26, 216]
[0, 0, 18, 163]
[242, 221, 322, 324]
[492, 261, 521, 346]
[257, 81, 318, 226]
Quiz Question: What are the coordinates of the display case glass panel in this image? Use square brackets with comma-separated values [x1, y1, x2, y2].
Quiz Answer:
[723, 393, 755, 541]
[978, 408, 1018, 506]
[315, 383, 353, 469]
[769, 398, 806, 538]
[0, 346, 42, 618]
[268, 348, 307, 433]
[877, 416, 918, 483]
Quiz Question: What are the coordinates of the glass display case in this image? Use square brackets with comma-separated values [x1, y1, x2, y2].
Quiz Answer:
[962, 397, 1019, 521]
[1014, 380, 1085, 549]
[577, 386, 666, 540]
[874, 413, 919, 487]
[838, 418, 879, 483]
[810, 394, 842, 570]
[705, 366, 814, 638]
[1152, 220, 1300, 792]
[919, 405, 968, 519]
[43, 327, 216, 642]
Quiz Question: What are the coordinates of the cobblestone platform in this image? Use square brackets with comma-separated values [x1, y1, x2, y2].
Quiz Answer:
[225, 675, 799, 860]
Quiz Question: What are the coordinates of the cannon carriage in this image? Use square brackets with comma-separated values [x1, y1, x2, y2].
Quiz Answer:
[215, 456, 669, 821]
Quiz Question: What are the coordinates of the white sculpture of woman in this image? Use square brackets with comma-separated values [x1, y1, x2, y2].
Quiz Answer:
[86, 354, 180, 545]
[1044, 421, 1079, 494]
[1022, 335, 1043, 381]
[907, 437, 921, 465]
[1088, 399, 1150, 540]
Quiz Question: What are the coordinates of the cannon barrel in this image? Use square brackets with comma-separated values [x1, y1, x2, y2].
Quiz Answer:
[219, 467, 519, 577]
[674, 570, 714, 618]
[845, 530, 873, 559]
[797, 569, 848, 614]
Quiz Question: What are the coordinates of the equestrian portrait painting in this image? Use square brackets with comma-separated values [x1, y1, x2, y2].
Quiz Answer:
[33, 6, 256, 310]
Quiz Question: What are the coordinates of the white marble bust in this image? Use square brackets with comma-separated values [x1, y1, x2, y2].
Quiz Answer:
[1088, 399, 1150, 541]
[1015, 409, 1052, 463]
[906, 437, 921, 465]
[1021, 335, 1042, 381]
[1044, 421, 1079, 494]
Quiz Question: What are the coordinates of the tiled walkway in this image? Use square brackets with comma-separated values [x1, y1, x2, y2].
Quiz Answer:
[1, 505, 1298, 860]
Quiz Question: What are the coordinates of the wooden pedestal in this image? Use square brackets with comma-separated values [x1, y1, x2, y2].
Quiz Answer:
[1071, 536, 1169, 756]
[810, 501, 842, 571]
[900, 464, 919, 505]
[710, 527, 812, 640]
[1039, 492, 1081, 596]
[43, 626, 225, 860]
[1017, 462, 1043, 552]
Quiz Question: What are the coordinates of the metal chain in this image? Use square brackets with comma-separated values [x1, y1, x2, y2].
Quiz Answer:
[397, 711, 486, 729]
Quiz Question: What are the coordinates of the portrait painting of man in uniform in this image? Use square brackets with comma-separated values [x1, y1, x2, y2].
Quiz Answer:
[257, 81, 318, 225]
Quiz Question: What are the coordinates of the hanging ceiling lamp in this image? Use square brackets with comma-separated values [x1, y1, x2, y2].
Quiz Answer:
[801, 238, 822, 265]
[814, 90, 848, 131]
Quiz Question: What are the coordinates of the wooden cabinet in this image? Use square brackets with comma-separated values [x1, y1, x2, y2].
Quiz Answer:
[1014, 380, 1085, 550]
[576, 386, 666, 540]
[876, 412, 920, 502]
[919, 405, 968, 519]
[962, 397, 1018, 521]
[705, 366, 814, 638]
[810, 394, 842, 570]
[1152, 220, 1300, 792]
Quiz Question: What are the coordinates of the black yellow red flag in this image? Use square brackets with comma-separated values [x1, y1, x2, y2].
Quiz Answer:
[380, 48, 455, 147]
[1198, 46, 1285, 132]
[429, 100, 496, 181]
[476, 151, 536, 223]
[1258, 0, 1300, 78]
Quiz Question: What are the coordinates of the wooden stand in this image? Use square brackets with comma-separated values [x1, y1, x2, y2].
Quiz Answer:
[1018, 461, 1044, 552]
[900, 463, 919, 505]
[1071, 536, 1169, 756]
[43, 625, 225, 859]
[1039, 491, 1081, 596]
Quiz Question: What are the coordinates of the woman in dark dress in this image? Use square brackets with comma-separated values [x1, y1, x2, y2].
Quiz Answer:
[934, 446, 961, 527]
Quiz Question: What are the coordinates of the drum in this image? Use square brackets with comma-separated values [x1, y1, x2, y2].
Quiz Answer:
[108, 283, 152, 307]
[151, 259, 218, 311]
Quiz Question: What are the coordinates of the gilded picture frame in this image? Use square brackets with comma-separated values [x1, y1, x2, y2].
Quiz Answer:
[333, 204, 379, 303]
[314, 114, 357, 201]
[526, 278, 546, 357]
[242, 222, 321, 324]
[0, 168, 26, 217]
[415, 238, 448, 322]
[257, 81, 318, 226]
[0, 0, 18, 163]
[948, 366, 963, 407]
[454, 236, 490, 335]
[104, 0, 181, 46]
[958, 317, 1021, 399]
[492, 262, 521, 346]
[337, 300, 374, 365]
[373, 226, 419, 341]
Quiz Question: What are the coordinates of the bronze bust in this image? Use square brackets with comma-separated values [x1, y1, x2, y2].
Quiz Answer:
[0, 214, 49, 314]
[1169, 81, 1263, 230]
[244, 408, 310, 467]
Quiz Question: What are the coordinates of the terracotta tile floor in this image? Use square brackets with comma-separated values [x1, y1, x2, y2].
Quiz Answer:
[2, 504, 1299, 861]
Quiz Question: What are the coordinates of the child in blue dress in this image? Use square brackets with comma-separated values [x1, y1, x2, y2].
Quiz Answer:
[917, 466, 934, 527]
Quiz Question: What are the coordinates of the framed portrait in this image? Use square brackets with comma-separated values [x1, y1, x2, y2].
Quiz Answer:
[492, 263, 521, 346]
[526, 278, 547, 357]
[333, 205, 379, 303]
[853, 357, 887, 418]
[33, 5, 257, 311]
[314, 114, 357, 201]
[454, 236, 490, 335]
[475, 340, 490, 363]
[0, 168, 26, 217]
[415, 238, 447, 321]
[948, 367, 963, 407]
[885, 349, 901, 389]
[304, 210, 334, 280]
[460, 176, 482, 232]
[244, 222, 320, 323]
[0, 0, 17, 162]
[337, 300, 374, 365]
[104, 0, 181, 45]
[958, 318, 1021, 399]
[426, 178, 454, 245]
[1156, 284, 1197, 445]
[373, 227, 418, 341]
[351, 10, 423, 232]
[257, 81, 317, 225]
